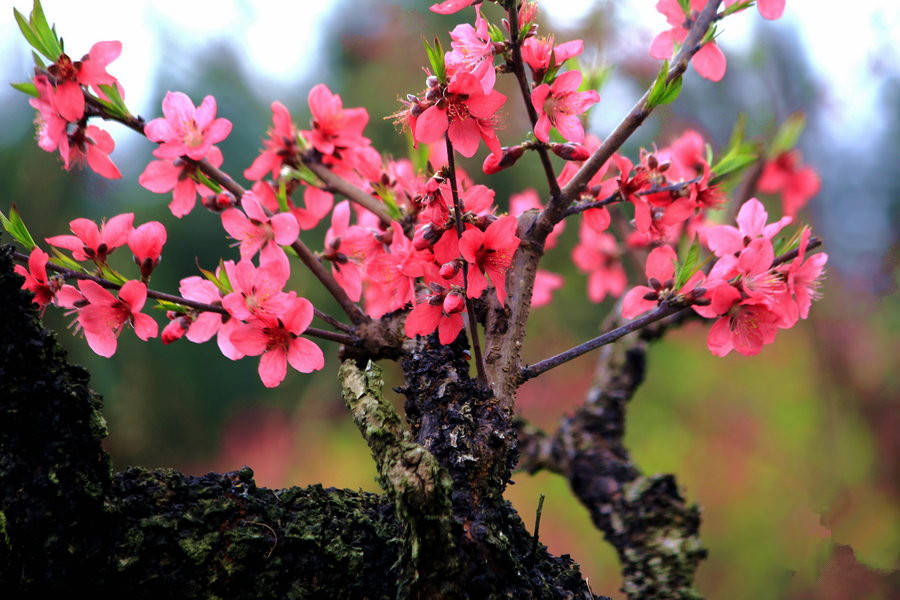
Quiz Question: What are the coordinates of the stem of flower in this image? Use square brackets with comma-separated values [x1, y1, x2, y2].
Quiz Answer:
[444, 135, 487, 385]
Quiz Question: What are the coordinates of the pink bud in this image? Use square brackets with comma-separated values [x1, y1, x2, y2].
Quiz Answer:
[439, 261, 460, 279]
[550, 143, 590, 162]
[442, 291, 466, 315]
[482, 145, 526, 174]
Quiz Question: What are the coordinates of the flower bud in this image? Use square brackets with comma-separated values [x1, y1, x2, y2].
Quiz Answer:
[442, 291, 466, 315]
[549, 142, 590, 162]
[439, 260, 460, 279]
[482, 145, 526, 174]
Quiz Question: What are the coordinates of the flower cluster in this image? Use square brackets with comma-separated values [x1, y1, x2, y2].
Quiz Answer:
[10, 0, 827, 393]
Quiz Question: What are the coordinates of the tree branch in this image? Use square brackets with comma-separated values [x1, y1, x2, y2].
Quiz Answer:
[302, 158, 394, 227]
[506, 5, 562, 201]
[444, 134, 487, 384]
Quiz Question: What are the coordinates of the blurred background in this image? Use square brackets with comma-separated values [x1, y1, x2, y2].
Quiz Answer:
[1, 0, 897, 597]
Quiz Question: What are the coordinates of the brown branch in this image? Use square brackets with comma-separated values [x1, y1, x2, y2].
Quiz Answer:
[506, 5, 562, 201]
[445, 135, 487, 384]
[520, 236, 823, 382]
[302, 158, 394, 227]
[11, 251, 359, 346]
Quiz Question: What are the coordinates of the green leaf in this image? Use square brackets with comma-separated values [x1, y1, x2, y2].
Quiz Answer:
[768, 112, 806, 157]
[97, 264, 127, 285]
[423, 37, 446, 83]
[153, 299, 188, 312]
[197, 259, 231, 293]
[487, 22, 505, 43]
[407, 131, 430, 174]
[13, 7, 50, 58]
[49, 248, 84, 272]
[722, 0, 754, 16]
[677, 0, 691, 13]
[29, 0, 62, 59]
[276, 180, 289, 212]
[96, 83, 129, 116]
[373, 183, 403, 221]
[0, 205, 37, 250]
[646, 61, 683, 109]
[32, 50, 44, 68]
[710, 114, 759, 184]
[10, 81, 39, 98]
[674, 239, 701, 290]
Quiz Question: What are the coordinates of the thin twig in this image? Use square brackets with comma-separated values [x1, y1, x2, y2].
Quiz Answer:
[11, 251, 359, 346]
[445, 135, 487, 385]
[506, 5, 561, 201]
[314, 308, 354, 333]
[302, 159, 394, 227]
[530, 493, 546, 558]
[539, 0, 723, 235]
[519, 236, 823, 382]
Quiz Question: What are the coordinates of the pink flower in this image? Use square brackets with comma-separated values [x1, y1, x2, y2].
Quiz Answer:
[777, 227, 827, 323]
[245, 101, 300, 180]
[572, 227, 626, 303]
[458, 215, 521, 303]
[59, 125, 122, 179]
[229, 297, 324, 388]
[445, 7, 495, 94]
[650, 0, 727, 82]
[128, 221, 167, 279]
[221, 192, 300, 263]
[14, 247, 56, 309]
[364, 222, 420, 318]
[302, 84, 369, 157]
[29, 74, 68, 153]
[47, 41, 122, 122]
[323, 201, 381, 302]
[429, 0, 475, 14]
[222, 257, 294, 322]
[704, 197, 792, 258]
[413, 72, 506, 158]
[76, 279, 158, 357]
[145, 92, 232, 161]
[757, 151, 820, 217]
[138, 147, 224, 218]
[521, 36, 584, 78]
[531, 270, 564, 308]
[291, 186, 334, 231]
[404, 284, 465, 345]
[531, 70, 600, 143]
[47, 213, 134, 263]
[706, 299, 782, 356]
[178, 275, 244, 360]
[621, 245, 705, 318]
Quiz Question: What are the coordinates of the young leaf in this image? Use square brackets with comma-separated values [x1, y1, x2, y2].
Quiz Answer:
[49, 248, 85, 272]
[674, 239, 701, 290]
[13, 7, 50, 58]
[768, 113, 806, 157]
[96, 83, 130, 117]
[0, 205, 37, 250]
[29, 0, 62, 59]
[10, 81, 39, 98]
[646, 61, 683, 108]
[423, 37, 446, 83]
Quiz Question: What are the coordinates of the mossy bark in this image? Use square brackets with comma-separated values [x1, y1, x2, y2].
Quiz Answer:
[0, 244, 600, 599]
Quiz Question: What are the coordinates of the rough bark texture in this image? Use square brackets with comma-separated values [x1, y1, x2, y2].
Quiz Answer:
[518, 315, 706, 600]
[0, 244, 600, 599]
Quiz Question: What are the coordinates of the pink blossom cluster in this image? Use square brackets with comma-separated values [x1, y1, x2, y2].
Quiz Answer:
[29, 42, 124, 178]
[11, 0, 828, 391]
